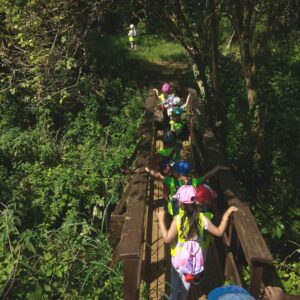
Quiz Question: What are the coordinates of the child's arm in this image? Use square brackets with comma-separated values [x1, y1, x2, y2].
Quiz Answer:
[152, 88, 159, 98]
[181, 93, 191, 110]
[202, 165, 230, 181]
[145, 167, 165, 181]
[157, 208, 178, 243]
[206, 206, 238, 237]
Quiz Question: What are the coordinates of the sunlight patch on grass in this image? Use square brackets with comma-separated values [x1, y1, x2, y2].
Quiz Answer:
[132, 35, 186, 64]
[97, 34, 187, 65]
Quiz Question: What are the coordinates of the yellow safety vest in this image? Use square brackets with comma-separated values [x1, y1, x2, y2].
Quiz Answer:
[171, 211, 213, 257]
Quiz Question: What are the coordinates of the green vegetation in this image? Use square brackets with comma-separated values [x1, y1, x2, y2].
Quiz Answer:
[0, 1, 146, 298]
[1, 0, 299, 297]
[133, 35, 186, 64]
[220, 40, 300, 294]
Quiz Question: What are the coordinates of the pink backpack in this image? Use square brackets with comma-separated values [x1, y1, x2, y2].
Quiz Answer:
[172, 240, 205, 279]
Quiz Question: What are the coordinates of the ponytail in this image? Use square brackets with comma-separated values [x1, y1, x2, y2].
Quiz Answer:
[180, 202, 201, 240]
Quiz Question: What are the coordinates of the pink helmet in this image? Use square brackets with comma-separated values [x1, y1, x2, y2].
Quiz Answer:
[174, 185, 196, 204]
[161, 83, 170, 93]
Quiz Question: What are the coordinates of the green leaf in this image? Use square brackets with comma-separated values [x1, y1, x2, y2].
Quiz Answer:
[24, 238, 36, 254]
[45, 269, 52, 277]
[26, 287, 43, 300]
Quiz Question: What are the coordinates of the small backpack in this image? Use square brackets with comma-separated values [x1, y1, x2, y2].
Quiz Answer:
[172, 240, 205, 280]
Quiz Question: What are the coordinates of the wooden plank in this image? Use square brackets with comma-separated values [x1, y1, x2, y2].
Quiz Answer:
[233, 205, 273, 265]
[249, 262, 264, 298]
[109, 214, 125, 249]
[149, 139, 166, 300]
[191, 105, 273, 265]
[224, 252, 242, 286]
[118, 94, 155, 260]
[123, 258, 141, 300]
[118, 173, 149, 259]
[189, 95, 273, 296]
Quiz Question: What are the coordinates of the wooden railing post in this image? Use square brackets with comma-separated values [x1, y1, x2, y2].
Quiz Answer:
[123, 258, 142, 300]
[249, 261, 264, 298]
[110, 91, 155, 300]
[189, 94, 273, 296]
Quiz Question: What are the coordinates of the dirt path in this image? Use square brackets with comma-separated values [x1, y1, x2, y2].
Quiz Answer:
[143, 58, 195, 98]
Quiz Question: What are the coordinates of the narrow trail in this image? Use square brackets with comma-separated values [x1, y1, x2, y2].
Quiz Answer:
[142, 58, 195, 98]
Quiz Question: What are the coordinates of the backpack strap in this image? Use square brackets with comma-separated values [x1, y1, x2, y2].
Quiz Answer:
[174, 178, 181, 190]
[185, 178, 193, 185]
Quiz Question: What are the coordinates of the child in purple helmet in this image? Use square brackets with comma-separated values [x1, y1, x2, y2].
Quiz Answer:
[153, 83, 171, 108]
[153, 83, 174, 129]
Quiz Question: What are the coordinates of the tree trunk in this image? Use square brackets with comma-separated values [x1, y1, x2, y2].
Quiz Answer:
[230, 0, 262, 158]
[193, 53, 214, 124]
[209, 0, 225, 123]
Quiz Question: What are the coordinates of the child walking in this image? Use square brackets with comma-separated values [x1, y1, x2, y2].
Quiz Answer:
[128, 24, 137, 50]
[157, 185, 238, 300]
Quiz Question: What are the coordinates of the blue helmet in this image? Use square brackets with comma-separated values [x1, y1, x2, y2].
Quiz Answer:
[208, 285, 254, 300]
[173, 160, 191, 176]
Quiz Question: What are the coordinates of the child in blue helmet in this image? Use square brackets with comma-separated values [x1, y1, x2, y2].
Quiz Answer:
[156, 131, 181, 175]
[145, 161, 228, 216]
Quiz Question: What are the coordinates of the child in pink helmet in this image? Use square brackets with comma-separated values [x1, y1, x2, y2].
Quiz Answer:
[153, 83, 174, 129]
[157, 185, 238, 300]
[145, 161, 228, 216]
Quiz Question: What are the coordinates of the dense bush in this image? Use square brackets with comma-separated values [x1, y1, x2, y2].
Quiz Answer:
[0, 1, 146, 298]
[221, 47, 300, 292]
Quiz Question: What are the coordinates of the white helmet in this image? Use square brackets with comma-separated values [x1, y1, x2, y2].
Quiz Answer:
[130, 24, 134, 29]
[173, 97, 181, 105]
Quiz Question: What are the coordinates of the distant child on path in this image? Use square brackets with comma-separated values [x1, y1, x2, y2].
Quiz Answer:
[128, 24, 137, 50]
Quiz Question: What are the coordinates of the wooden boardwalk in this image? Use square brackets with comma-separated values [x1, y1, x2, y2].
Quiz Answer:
[143, 134, 222, 299]
[113, 93, 273, 300]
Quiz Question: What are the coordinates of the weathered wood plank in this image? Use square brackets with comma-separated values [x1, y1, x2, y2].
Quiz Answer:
[123, 258, 141, 300]
[118, 93, 155, 261]
[224, 252, 242, 286]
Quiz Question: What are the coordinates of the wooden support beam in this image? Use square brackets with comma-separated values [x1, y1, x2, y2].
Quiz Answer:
[123, 258, 142, 300]
[224, 252, 242, 286]
[249, 262, 264, 298]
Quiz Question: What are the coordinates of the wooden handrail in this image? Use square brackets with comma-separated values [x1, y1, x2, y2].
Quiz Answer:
[110, 91, 155, 300]
[190, 96, 272, 298]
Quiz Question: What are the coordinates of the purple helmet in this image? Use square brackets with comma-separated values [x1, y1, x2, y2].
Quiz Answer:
[161, 83, 170, 93]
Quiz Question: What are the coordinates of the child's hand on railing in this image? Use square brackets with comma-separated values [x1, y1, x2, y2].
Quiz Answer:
[264, 286, 285, 300]
[135, 167, 147, 174]
[156, 207, 165, 221]
[152, 89, 159, 98]
[224, 206, 239, 220]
